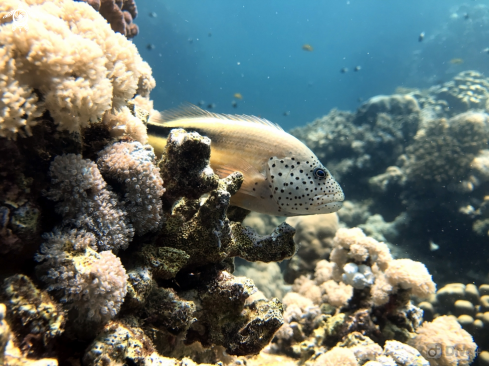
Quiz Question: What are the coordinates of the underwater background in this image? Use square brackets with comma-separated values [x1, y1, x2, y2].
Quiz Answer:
[136, 0, 489, 129]
[2, 0, 489, 365]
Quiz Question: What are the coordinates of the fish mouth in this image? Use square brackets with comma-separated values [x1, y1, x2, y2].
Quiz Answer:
[319, 191, 345, 204]
[315, 190, 345, 213]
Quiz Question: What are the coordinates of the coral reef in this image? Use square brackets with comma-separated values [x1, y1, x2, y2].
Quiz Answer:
[269, 228, 437, 364]
[409, 315, 477, 366]
[291, 74, 489, 284]
[1, 0, 484, 364]
[97, 141, 165, 235]
[89, 0, 140, 39]
[0, 303, 58, 366]
[0, 123, 297, 363]
[284, 213, 339, 282]
[2, 274, 64, 361]
[0, 0, 153, 139]
[44, 154, 134, 251]
[420, 282, 489, 361]
[35, 229, 127, 323]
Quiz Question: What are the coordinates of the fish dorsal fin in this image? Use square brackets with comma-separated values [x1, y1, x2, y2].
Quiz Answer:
[149, 102, 284, 132]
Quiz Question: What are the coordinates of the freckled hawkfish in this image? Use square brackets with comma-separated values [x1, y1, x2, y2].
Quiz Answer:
[147, 104, 344, 216]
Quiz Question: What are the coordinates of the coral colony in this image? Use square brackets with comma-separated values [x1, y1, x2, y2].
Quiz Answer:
[0, 0, 486, 366]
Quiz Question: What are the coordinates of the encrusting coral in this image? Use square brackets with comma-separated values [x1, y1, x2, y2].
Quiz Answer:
[0, 303, 58, 366]
[0, 0, 154, 139]
[2, 274, 65, 354]
[270, 227, 438, 364]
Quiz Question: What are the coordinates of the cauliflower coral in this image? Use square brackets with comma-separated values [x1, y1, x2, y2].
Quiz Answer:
[0, 0, 155, 139]
[409, 315, 477, 366]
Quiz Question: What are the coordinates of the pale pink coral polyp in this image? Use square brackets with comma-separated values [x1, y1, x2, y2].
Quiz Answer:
[0, 0, 155, 138]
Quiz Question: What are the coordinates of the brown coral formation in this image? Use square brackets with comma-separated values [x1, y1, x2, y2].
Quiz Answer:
[284, 213, 339, 282]
[269, 228, 438, 365]
[83, 0, 139, 39]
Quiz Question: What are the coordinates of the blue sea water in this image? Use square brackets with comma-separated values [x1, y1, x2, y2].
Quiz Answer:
[134, 0, 489, 130]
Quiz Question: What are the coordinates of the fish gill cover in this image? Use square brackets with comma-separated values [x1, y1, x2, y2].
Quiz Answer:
[0, 0, 488, 365]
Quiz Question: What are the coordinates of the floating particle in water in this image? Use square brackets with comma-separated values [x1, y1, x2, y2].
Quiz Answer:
[232, 101, 238, 108]
[340, 67, 348, 73]
[146, 44, 155, 50]
[354, 65, 361, 72]
[419, 32, 425, 42]
[149, 12, 157, 18]
[302, 44, 313, 52]
[429, 240, 440, 251]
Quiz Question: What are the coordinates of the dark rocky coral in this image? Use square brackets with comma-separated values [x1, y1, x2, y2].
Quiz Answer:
[154, 129, 296, 270]
[84, 0, 139, 39]
[83, 317, 157, 366]
[182, 270, 284, 356]
[158, 128, 220, 205]
[0, 140, 42, 257]
[2, 274, 65, 356]
[117, 129, 294, 359]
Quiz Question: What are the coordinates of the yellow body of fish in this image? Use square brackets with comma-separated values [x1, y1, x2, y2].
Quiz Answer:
[147, 104, 344, 216]
[234, 93, 243, 100]
[450, 58, 464, 65]
[302, 44, 314, 52]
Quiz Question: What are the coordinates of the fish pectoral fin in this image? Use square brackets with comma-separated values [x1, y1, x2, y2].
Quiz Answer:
[212, 159, 269, 197]
[213, 165, 240, 179]
[212, 157, 263, 179]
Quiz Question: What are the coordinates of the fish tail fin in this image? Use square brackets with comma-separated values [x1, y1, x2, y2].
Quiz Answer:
[148, 109, 164, 126]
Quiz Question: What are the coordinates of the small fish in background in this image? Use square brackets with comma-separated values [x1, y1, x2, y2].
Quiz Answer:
[198, 100, 206, 107]
[234, 93, 243, 100]
[147, 104, 344, 216]
[464, 13, 469, 20]
[146, 43, 155, 50]
[149, 11, 157, 18]
[450, 58, 464, 65]
[340, 68, 348, 73]
[429, 240, 440, 251]
[419, 32, 425, 42]
[231, 101, 238, 108]
[354, 66, 361, 72]
[302, 44, 314, 52]
[283, 111, 290, 116]
[207, 103, 216, 109]
[188, 38, 193, 44]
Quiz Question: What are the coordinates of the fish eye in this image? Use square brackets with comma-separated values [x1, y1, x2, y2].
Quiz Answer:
[313, 167, 327, 180]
